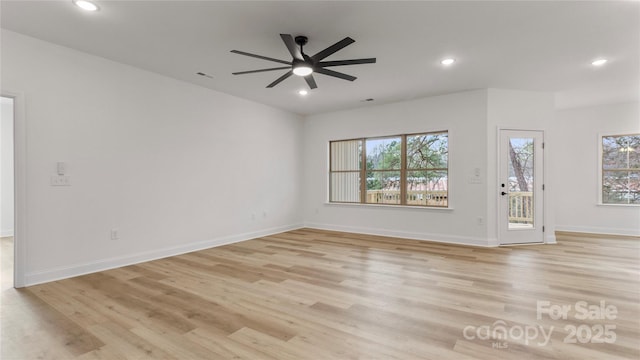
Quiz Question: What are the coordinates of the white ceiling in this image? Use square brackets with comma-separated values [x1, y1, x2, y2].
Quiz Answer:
[2, 1, 639, 115]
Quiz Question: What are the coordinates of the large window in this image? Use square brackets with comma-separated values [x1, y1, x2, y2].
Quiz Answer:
[330, 131, 448, 207]
[601, 134, 639, 205]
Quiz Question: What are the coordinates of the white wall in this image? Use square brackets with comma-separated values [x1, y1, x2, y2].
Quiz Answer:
[1, 30, 304, 285]
[303, 90, 492, 246]
[553, 101, 640, 236]
[1, 97, 14, 237]
[303, 89, 557, 246]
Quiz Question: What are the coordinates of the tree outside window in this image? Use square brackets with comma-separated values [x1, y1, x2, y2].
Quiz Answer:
[330, 131, 448, 207]
[602, 134, 640, 205]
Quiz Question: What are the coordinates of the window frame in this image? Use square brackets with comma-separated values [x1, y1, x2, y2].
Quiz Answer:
[329, 130, 449, 208]
[598, 132, 640, 206]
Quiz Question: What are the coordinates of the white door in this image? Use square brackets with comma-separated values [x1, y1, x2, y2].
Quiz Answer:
[499, 130, 544, 245]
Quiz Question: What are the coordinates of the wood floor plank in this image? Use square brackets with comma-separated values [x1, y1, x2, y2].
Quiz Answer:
[1, 230, 639, 359]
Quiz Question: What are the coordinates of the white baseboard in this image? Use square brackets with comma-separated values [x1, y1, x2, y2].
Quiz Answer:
[545, 233, 557, 244]
[487, 237, 499, 247]
[304, 222, 496, 247]
[555, 225, 640, 237]
[1, 229, 14, 237]
[24, 223, 304, 287]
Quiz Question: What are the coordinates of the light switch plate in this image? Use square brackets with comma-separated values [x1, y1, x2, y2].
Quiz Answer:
[57, 162, 66, 175]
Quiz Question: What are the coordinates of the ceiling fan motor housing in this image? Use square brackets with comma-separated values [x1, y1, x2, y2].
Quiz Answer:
[294, 36, 308, 47]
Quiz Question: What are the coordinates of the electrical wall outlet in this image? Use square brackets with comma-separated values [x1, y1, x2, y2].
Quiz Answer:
[50, 175, 71, 186]
[110, 228, 120, 240]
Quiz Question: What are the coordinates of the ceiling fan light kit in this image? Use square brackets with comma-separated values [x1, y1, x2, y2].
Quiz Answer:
[231, 34, 376, 90]
[292, 61, 313, 77]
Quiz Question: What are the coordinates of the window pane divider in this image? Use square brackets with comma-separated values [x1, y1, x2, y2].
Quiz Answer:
[360, 137, 366, 204]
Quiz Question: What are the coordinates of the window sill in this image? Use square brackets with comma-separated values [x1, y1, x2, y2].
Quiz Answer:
[324, 202, 454, 211]
[597, 203, 640, 208]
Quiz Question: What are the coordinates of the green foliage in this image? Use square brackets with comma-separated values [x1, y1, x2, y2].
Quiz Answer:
[366, 138, 401, 170]
[364, 133, 448, 191]
[365, 158, 382, 190]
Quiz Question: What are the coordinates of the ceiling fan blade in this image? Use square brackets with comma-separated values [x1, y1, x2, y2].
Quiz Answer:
[280, 34, 303, 60]
[230, 50, 291, 65]
[311, 37, 355, 61]
[315, 68, 356, 81]
[317, 58, 376, 67]
[266, 70, 293, 88]
[304, 74, 318, 89]
[232, 66, 291, 75]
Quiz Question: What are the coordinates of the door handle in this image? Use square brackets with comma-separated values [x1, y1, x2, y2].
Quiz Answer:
[501, 191, 507, 196]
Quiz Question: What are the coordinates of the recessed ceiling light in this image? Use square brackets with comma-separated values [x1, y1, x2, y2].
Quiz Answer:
[591, 59, 608, 66]
[298, 90, 308, 96]
[73, 0, 99, 11]
[441, 58, 456, 66]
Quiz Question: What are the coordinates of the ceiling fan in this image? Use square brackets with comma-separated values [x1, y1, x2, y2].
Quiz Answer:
[231, 34, 376, 89]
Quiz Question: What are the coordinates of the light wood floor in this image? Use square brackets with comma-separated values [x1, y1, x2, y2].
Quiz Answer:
[1, 230, 639, 359]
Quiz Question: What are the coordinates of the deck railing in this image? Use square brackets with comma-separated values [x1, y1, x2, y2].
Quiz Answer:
[365, 190, 448, 206]
[508, 191, 533, 224]
[365, 190, 534, 224]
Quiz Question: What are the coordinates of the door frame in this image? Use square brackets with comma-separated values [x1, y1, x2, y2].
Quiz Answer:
[2, 91, 27, 287]
[497, 128, 545, 245]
